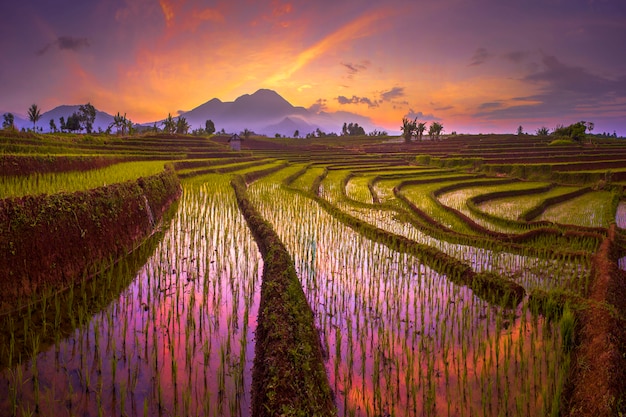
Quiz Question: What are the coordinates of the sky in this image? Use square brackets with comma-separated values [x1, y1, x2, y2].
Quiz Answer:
[1, 0, 626, 136]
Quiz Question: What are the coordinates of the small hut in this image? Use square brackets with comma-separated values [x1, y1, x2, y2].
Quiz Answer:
[228, 134, 242, 151]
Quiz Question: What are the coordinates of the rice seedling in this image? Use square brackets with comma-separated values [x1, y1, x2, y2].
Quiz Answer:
[247, 166, 572, 417]
[479, 185, 580, 221]
[0, 173, 263, 416]
[538, 190, 615, 227]
[0, 160, 168, 198]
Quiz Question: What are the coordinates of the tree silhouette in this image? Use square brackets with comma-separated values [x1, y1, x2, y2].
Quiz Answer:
[205, 119, 215, 134]
[2, 113, 15, 130]
[401, 117, 417, 143]
[162, 113, 176, 134]
[78, 103, 96, 133]
[109, 112, 129, 135]
[65, 113, 82, 132]
[27, 104, 42, 131]
[294, 129, 299, 138]
[416, 122, 426, 141]
[536, 127, 550, 136]
[176, 116, 190, 134]
[428, 121, 444, 140]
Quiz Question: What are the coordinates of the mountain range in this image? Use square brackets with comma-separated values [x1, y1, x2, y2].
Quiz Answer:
[4, 89, 383, 136]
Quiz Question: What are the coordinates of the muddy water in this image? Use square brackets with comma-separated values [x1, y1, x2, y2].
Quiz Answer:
[0, 176, 262, 417]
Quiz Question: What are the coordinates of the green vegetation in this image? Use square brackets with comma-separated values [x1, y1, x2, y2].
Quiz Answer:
[1, 131, 625, 417]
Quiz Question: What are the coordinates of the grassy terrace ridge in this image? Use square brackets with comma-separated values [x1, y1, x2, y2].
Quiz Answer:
[0, 165, 181, 313]
[231, 174, 336, 417]
[0, 160, 169, 198]
[0, 154, 138, 176]
[565, 225, 626, 416]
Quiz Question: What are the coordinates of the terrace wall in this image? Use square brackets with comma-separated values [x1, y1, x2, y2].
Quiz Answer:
[0, 166, 181, 312]
[565, 225, 626, 416]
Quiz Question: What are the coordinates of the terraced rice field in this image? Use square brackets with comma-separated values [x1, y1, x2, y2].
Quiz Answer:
[1, 132, 625, 416]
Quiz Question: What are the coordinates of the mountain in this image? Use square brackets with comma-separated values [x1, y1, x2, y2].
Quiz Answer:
[178, 89, 380, 136]
[5, 105, 116, 133]
[4, 89, 384, 136]
[265, 116, 317, 137]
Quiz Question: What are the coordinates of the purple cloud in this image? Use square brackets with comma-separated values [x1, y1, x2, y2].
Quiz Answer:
[468, 47, 492, 66]
[380, 87, 405, 101]
[336, 95, 379, 108]
[38, 36, 90, 55]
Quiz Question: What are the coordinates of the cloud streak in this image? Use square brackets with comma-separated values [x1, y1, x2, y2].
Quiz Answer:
[265, 8, 391, 84]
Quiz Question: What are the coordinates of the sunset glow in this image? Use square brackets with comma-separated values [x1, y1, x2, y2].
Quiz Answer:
[2, 0, 625, 135]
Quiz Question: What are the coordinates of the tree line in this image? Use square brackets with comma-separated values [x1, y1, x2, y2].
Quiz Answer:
[1, 103, 219, 137]
[400, 118, 444, 142]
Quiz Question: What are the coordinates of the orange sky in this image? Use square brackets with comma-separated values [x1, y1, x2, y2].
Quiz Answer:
[2, 0, 625, 135]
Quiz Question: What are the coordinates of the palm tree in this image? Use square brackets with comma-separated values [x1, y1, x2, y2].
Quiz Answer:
[400, 117, 417, 143]
[27, 104, 42, 132]
[162, 113, 176, 134]
[176, 116, 190, 134]
[428, 122, 444, 140]
[416, 122, 427, 141]
[109, 112, 128, 135]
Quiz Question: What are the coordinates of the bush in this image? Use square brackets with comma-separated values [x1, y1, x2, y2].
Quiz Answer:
[549, 138, 576, 146]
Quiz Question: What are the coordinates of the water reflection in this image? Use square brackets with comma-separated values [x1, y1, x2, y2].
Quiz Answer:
[0, 176, 263, 416]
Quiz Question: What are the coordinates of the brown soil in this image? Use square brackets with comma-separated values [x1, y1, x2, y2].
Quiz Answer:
[0, 168, 181, 313]
[231, 175, 336, 417]
[565, 225, 626, 416]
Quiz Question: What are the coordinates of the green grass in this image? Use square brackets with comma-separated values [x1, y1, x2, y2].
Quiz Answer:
[0, 160, 168, 198]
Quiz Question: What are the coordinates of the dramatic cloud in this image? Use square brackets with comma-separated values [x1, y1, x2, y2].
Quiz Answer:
[380, 87, 404, 101]
[38, 36, 90, 55]
[2, 0, 625, 135]
[405, 110, 440, 121]
[468, 47, 492, 66]
[474, 54, 626, 121]
[337, 95, 379, 108]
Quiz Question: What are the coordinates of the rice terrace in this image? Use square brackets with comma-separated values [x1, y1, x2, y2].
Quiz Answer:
[1, 126, 626, 417]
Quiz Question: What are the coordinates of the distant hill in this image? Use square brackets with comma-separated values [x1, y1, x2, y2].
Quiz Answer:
[5, 105, 116, 133]
[177, 89, 381, 136]
[4, 89, 383, 136]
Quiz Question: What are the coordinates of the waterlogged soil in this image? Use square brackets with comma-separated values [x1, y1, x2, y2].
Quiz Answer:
[0, 176, 263, 416]
[248, 169, 570, 417]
